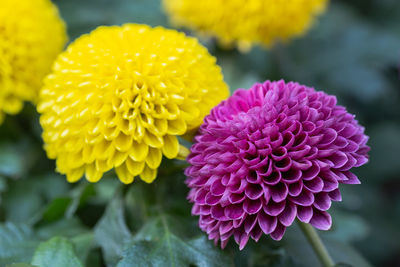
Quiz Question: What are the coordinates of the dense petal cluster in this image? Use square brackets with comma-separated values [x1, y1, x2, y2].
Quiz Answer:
[163, 0, 328, 51]
[38, 24, 229, 184]
[186, 80, 369, 249]
[0, 0, 66, 124]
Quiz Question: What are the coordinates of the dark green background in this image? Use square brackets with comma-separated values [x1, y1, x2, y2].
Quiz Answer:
[0, 0, 399, 266]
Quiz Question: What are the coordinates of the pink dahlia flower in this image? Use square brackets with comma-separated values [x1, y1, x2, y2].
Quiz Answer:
[185, 80, 369, 250]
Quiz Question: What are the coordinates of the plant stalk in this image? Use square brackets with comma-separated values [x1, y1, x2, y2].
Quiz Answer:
[297, 221, 334, 267]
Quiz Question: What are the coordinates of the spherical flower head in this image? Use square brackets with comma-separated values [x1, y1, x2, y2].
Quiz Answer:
[163, 0, 328, 51]
[0, 0, 67, 124]
[185, 80, 369, 250]
[38, 24, 229, 184]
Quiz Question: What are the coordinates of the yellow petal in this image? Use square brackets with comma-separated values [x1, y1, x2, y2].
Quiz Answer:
[145, 147, 162, 169]
[66, 151, 85, 169]
[82, 144, 96, 164]
[143, 131, 164, 148]
[85, 163, 103, 182]
[104, 126, 120, 140]
[162, 135, 179, 159]
[66, 167, 84, 183]
[126, 158, 145, 176]
[129, 141, 149, 161]
[140, 164, 157, 183]
[95, 159, 113, 172]
[115, 163, 134, 184]
[107, 150, 128, 167]
[113, 133, 133, 152]
[93, 140, 112, 159]
[167, 118, 187, 135]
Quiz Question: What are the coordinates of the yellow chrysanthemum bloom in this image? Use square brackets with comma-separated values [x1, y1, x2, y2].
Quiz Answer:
[38, 24, 229, 184]
[163, 0, 328, 51]
[0, 0, 67, 124]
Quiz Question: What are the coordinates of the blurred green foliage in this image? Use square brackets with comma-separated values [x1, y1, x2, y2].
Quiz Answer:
[0, 0, 399, 266]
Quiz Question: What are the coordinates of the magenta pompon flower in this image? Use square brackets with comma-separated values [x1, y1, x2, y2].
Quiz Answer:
[185, 80, 370, 250]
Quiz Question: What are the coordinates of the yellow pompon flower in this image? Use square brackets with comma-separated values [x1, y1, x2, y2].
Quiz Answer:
[0, 0, 67, 124]
[163, 0, 328, 51]
[38, 24, 229, 184]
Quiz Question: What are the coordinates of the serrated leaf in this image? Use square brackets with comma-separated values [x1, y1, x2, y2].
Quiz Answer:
[0, 223, 39, 265]
[117, 217, 232, 267]
[94, 191, 132, 266]
[31, 237, 83, 267]
[36, 218, 93, 263]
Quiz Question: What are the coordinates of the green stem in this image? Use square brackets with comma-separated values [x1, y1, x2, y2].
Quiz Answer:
[297, 221, 334, 267]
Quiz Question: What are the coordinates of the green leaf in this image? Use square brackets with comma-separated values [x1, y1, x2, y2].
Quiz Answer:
[71, 233, 95, 264]
[36, 218, 93, 263]
[94, 191, 132, 266]
[2, 174, 69, 223]
[0, 143, 24, 178]
[6, 264, 38, 267]
[0, 223, 39, 265]
[31, 237, 84, 267]
[117, 217, 232, 267]
[42, 197, 72, 222]
[37, 217, 89, 240]
[66, 183, 96, 218]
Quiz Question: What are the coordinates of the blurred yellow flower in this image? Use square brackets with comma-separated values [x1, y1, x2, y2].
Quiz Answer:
[163, 0, 328, 51]
[0, 0, 67, 124]
[38, 24, 229, 184]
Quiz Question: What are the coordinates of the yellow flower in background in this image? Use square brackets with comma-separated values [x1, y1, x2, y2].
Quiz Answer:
[163, 0, 328, 51]
[0, 0, 67, 124]
[38, 24, 229, 184]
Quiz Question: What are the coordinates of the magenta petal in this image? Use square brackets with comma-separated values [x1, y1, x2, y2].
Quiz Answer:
[290, 190, 314, 206]
[243, 198, 263, 214]
[211, 205, 227, 220]
[319, 128, 338, 146]
[302, 164, 320, 180]
[250, 225, 263, 242]
[313, 192, 331, 211]
[329, 152, 348, 169]
[258, 212, 278, 234]
[221, 239, 229, 249]
[281, 168, 302, 184]
[225, 204, 245, 220]
[340, 171, 361, 184]
[262, 171, 281, 185]
[191, 204, 201, 215]
[270, 223, 286, 241]
[297, 206, 313, 223]
[321, 177, 339, 192]
[219, 221, 233, 235]
[278, 202, 297, 227]
[228, 193, 246, 204]
[245, 183, 264, 200]
[211, 179, 225, 196]
[239, 234, 250, 250]
[288, 181, 303, 197]
[194, 189, 207, 205]
[328, 189, 342, 201]
[264, 200, 285, 216]
[270, 183, 288, 202]
[205, 192, 221, 206]
[310, 210, 332, 230]
[244, 215, 258, 234]
[303, 177, 324, 193]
